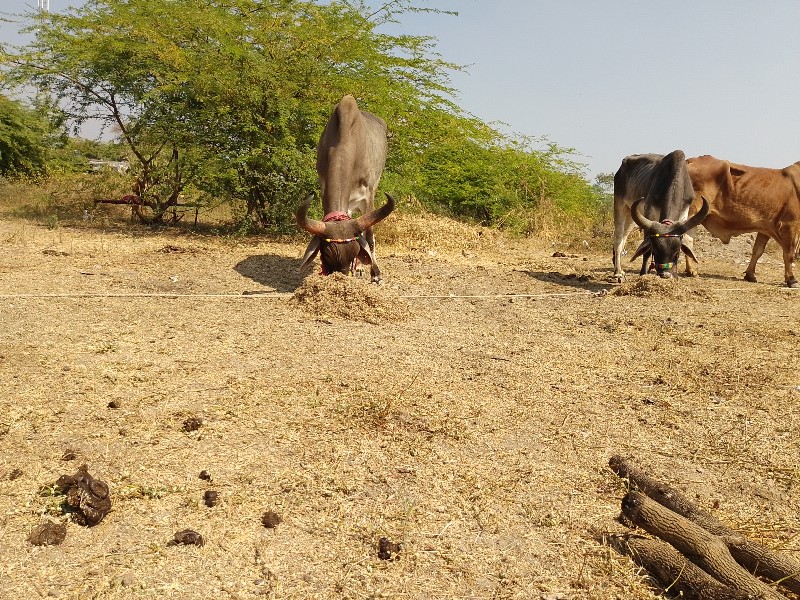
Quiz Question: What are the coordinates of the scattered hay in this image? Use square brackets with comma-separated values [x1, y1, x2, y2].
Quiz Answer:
[291, 273, 412, 323]
[380, 210, 500, 252]
[612, 276, 714, 300]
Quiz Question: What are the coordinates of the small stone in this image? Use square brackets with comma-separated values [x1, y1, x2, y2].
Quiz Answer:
[120, 572, 135, 587]
[199, 470, 212, 481]
[203, 490, 218, 507]
[108, 400, 122, 409]
[62, 449, 77, 461]
[8, 468, 23, 480]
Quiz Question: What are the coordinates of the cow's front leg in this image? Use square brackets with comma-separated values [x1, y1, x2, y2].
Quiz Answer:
[639, 251, 651, 276]
[612, 204, 632, 281]
[744, 233, 769, 283]
[682, 230, 699, 277]
[355, 228, 382, 283]
[364, 228, 383, 283]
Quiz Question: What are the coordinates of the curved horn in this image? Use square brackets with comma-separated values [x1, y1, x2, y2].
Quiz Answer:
[295, 193, 326, 236]
[630, 197, 657, 231]
[355, 193, 395, 232]
[669, 196, 710, 235]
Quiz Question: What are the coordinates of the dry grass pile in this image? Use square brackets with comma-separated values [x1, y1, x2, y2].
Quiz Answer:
[379, 208, 502, 253]
[611, 275, 714, 300]
[291, 273, 412, 323]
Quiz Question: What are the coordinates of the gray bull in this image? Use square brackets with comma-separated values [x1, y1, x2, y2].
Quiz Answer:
[613, 150, 708, 280]
[296, 95, 394, 282]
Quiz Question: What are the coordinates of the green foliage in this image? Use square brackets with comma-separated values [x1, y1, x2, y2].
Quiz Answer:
[5, 0, 605, 234]
[46, 137, 129, 174]
[0, 95, 50, 177]
[412, 128, 603, 235]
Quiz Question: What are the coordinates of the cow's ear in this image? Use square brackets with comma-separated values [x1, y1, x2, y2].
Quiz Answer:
[356, 247, 373, 266]
[355, 235, 375, 265]
[630, 239, 651, 261]
[300, 237, 321, 270]
[681, 243, 698, 262]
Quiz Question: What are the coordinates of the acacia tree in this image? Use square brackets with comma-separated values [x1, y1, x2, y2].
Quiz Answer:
[5, 0, 465, 227]
[5, 0, 601, 231]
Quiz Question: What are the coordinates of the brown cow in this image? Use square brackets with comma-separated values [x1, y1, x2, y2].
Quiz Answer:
[296, 95, 394, 282]
[685, 155, 800, 288]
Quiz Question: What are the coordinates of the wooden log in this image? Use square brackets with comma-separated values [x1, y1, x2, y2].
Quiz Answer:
[610, 534, 758, 600]
[94, 194, 145, 206]
[622, 492, 785, 599]
[609, 455, 800, 595]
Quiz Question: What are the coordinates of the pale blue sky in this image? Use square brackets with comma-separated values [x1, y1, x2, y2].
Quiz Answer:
[3, 0, 799, 178]
[388, 0, 800, 178]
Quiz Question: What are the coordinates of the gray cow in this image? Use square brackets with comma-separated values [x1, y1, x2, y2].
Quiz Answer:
[296, 95, 394, 282]
[612, 149, 709, 280]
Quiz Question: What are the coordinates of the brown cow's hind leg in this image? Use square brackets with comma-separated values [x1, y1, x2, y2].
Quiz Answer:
[783, 246, 799, 288]
[778, 228, 800, 288]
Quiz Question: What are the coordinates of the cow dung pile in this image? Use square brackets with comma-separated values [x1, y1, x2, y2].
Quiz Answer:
[291, 273, 412, 324]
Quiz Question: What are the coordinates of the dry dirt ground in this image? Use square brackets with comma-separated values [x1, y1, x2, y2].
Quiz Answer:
[0, 214, 798, 600]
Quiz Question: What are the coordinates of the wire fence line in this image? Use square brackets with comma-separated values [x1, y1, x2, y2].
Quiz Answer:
[0, 287, 793, 301]
[0, 291, 600, 300]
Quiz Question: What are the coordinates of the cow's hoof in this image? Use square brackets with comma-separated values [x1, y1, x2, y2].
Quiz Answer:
[685, 270, 699, 278]
[788, 280, 800, 289]
[743, 272, 757, 283]
[371, 277, 383, 285]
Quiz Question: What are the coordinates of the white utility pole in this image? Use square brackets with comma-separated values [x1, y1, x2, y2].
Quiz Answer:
[38, 0, 50, 12]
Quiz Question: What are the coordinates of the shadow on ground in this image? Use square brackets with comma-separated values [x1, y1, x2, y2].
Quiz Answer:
[234, 254, 306, 293]
[523, 269, 613, 293]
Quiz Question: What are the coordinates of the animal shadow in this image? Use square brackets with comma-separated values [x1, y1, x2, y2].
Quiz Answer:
[523, 268, 613, 293]
[234, 254, 305, 293]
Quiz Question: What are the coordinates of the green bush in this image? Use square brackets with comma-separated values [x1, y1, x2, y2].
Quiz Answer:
[0, 96, 50, 177]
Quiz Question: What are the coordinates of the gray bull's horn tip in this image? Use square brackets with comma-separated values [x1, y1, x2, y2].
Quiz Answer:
[355, 192, 395, 232]
[296, 193, 326, 236]
[670, 196, 710, 235]
[630, 197, 657, 231]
